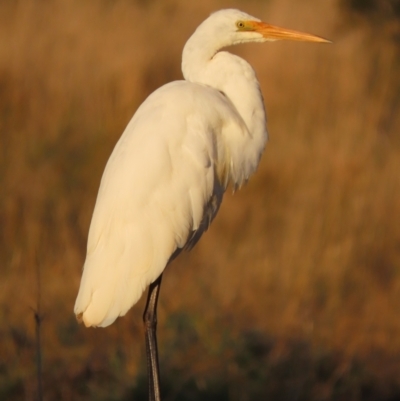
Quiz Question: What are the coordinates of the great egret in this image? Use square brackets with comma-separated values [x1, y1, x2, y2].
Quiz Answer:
[74, 8, 328, 400]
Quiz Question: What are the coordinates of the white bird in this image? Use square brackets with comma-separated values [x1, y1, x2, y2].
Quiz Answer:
[74, 9, 328, 400]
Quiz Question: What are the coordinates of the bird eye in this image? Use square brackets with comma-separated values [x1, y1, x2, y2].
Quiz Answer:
[236, 21, 245, 29]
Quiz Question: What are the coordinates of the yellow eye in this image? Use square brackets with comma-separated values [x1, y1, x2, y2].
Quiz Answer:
[236, 21, 246, 29]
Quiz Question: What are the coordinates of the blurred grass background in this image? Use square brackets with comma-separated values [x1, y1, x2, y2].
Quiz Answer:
[1, 0, 400, 400]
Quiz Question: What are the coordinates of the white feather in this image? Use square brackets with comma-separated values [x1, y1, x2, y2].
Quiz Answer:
[73, 8, 290, 327]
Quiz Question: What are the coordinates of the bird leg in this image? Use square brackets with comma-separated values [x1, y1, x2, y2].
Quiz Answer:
[143, 274, 163, 401]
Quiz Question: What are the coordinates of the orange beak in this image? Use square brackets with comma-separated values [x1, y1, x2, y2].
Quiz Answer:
[252, 21, 330, 43]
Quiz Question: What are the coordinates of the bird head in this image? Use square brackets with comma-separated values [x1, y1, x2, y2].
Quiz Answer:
[200, 9, 330, 47]
[235, 18, 330, 43]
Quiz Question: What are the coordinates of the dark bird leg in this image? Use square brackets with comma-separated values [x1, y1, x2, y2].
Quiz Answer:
[143, 274, 163, 401]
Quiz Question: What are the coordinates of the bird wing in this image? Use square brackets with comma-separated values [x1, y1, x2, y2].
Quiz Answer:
[74, 81, 248, 327]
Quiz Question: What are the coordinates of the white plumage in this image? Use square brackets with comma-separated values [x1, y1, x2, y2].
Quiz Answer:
[74, 9, 328, 327]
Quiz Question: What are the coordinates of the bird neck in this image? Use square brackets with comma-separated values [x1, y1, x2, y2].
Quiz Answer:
[182, 43, 268, 176]
[181, 34, 217, 82]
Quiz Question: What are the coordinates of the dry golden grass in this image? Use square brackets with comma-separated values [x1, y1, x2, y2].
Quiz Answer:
[1, 0, 400, 400]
